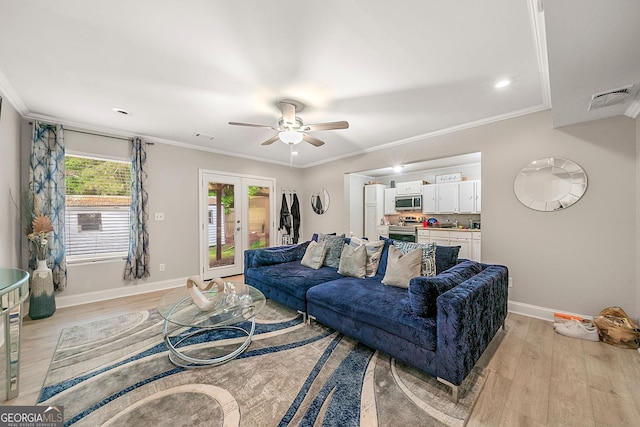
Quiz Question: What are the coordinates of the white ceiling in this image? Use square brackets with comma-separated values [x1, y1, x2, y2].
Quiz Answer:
[0, 1, 637, 168]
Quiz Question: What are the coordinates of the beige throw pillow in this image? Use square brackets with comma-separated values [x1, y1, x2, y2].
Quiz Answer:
[382, 246, 422, 288]
[349, 237, 384, 277]
[337, 243, 367, 278]
[300, 240, 327, 269]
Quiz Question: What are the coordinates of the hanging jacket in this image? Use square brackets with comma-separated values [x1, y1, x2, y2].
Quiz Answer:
[279, 195, 291, 235]
[291, 193, 301, 243]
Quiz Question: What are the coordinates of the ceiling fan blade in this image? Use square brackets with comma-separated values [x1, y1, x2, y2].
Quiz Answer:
[304, 121, 349, 132]
[261, 135, 281, 146]
[228, 121, 273, 128]
[280, 101, 296, 125]
[303, 133, 325, 147]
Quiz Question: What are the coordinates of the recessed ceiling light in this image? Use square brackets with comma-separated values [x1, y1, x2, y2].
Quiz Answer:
[392, 165, 404, 173]
[291, 151, 299, 156]
[112, 107, 130, 115]
[495, 80, 511, 89]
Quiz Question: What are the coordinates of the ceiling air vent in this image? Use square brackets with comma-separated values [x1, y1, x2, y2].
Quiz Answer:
[588, 84, 634, 111]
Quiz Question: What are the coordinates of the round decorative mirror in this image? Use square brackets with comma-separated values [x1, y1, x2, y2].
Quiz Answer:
[311, 189, 330, 214]
[514, 158, 587, 211]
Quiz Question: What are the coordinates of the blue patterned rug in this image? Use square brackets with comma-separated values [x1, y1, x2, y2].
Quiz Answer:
[38, 301, 486, 426]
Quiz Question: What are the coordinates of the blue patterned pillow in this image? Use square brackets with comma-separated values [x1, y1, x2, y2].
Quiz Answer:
[318, 233, 346, 268]
[251, 241, 310, 267]
[392, 241, 436, 277]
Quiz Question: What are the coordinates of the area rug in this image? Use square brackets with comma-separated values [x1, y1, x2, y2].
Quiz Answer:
[38, 301, 486, 426]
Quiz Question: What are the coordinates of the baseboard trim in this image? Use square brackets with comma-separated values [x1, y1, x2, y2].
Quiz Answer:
[508, 300, 593, 322]
[54, 277, 189, 308]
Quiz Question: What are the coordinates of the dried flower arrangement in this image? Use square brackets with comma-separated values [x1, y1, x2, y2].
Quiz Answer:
[22, 190, 54, 261]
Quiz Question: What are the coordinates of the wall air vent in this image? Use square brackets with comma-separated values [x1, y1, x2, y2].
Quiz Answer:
[588, 84, 634, 111]
[194, 132, 215, 140]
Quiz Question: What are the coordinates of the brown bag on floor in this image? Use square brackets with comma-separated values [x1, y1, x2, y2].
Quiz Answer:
[593, 307, 640, 349]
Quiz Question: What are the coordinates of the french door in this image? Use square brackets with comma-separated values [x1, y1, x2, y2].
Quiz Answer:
[200, 171, 275, 279]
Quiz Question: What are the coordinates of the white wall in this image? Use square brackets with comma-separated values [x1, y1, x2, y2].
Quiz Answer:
[0, 94, 22, 268]
[636, 116, 640, 324]
[301, 110, 637, 319]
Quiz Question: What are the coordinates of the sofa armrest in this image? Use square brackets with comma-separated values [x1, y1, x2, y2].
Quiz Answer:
[244, 241, 311, 270]
[435, 265, 508, 386]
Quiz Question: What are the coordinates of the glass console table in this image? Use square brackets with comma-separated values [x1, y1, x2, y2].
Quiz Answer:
[0, 268, 29, 401]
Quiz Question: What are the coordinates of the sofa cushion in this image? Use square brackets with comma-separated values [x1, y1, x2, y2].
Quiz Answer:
[382, 246, 422, 288]
[300, 240, 327, 269]
[409, 260, 484, 317]
[349, 237, 384, 277]
[250, 241, 310, 267]
[306, 277, 437, 351]
[318, 233, 346, 268]
[245, 260, 343, 302]
[392, 240, 437, 276]
[337, 243, 367, 278]
[435, 245, 461, 274]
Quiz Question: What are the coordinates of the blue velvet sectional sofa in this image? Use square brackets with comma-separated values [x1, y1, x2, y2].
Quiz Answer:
[244, 237, 508, 400]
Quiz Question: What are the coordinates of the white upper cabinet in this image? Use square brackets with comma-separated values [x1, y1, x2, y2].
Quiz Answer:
[384, 188, 397, 215]
[458, 180, 481, 213]
[436, 183, 458, 213]
[422, 185, 436, 213]
[395, 180, 423, 195]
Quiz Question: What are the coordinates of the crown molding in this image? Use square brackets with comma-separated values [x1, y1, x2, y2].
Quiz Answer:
[0, 67, 29, 115]
[624, 101, 640, 119]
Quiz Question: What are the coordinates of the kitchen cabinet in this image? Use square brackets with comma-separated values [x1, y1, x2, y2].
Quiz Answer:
[384, 188, 397, 215]
[416, 229, 481, 262]
[472, 232, 481, 262]
[395, 180, 423, 196]
[436, 183, 458, 213]
[449, 231, 472, 260]
[364, 184, 385, 239]
[459, 180, 481, 213]
[422, 185, 436, 213]
[364, 184, 385, 204]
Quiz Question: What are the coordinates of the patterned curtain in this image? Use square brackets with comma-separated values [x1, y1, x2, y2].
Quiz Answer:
[123, 137, 150, 280]
[29, 122, 67, 290]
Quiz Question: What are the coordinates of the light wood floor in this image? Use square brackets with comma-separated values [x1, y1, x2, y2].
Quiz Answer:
[5, 277, 640, 426]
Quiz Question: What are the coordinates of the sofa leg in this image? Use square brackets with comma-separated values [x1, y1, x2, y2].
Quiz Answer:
[307, 314, 316, 325]
[437, 377, 459, 403]
[297, 310, 307, 324]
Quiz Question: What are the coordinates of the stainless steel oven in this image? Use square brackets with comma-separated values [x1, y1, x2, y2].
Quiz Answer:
[388, 225, 417, 242]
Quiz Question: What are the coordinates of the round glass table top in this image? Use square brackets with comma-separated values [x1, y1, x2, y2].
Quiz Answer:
[158, 282, 266, 328]
[0, 268, 29, 293]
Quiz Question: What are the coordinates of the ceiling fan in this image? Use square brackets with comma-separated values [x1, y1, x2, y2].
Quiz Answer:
[228, 99, 349, 147]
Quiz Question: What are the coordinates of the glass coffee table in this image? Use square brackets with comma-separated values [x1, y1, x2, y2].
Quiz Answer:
[158, 282, 266, 368]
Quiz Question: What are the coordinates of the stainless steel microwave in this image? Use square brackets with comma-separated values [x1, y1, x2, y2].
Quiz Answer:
[395, 195, 422, 211]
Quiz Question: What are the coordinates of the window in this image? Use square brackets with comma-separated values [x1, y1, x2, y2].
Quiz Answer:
[65, 155, 131, 261]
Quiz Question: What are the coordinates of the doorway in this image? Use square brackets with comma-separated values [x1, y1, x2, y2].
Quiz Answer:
[200, 171, 275, 279]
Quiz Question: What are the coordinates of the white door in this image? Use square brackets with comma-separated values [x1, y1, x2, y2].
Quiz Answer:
[200, 172, 275, 279]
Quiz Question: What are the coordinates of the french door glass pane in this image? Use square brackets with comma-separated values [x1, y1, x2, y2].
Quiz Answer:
[208, 182, 235, 268]
[248, 185, 270, 250]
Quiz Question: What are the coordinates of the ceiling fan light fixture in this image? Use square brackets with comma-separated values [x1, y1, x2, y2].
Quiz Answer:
[279, 130, 303, 144]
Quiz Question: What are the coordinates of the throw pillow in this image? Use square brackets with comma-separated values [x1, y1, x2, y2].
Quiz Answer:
[300, 240, 328, 269]
[337, 243, 367, 278]
[318, 233, 346, 268]
[435, 245, 461, 274]
[382, 246, 422, 288]
[392, 241, 437, 277]
[349, 236, 384, 277]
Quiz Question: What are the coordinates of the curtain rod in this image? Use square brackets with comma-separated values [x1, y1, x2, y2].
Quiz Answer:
[66, 128, 155, 145]
[28, 122, 154, 145]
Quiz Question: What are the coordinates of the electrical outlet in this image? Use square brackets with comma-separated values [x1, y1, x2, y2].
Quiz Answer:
[159, 263, 165, 272]
[154, 212, 165, 221]
[508, 277, 513, 288]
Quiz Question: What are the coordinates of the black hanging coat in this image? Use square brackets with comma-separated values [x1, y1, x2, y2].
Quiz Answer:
[279, 195, 291, 235]
[291, 193, 300, 243]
